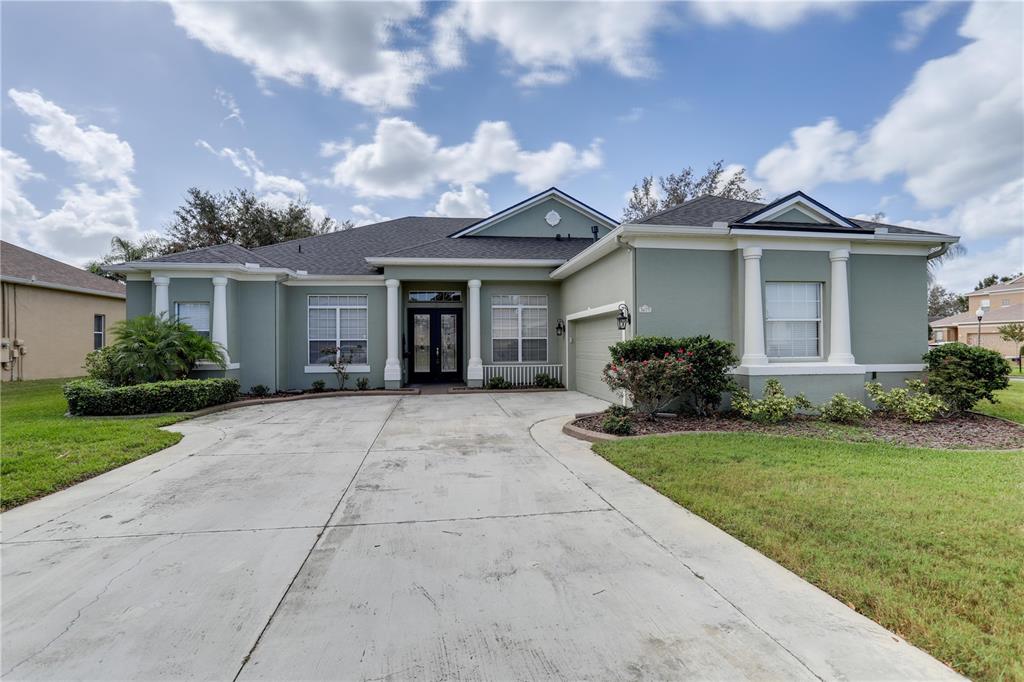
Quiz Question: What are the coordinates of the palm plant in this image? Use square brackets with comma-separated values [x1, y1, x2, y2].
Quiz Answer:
[927, 242, 966, 284]
[108, 314, 225, 384]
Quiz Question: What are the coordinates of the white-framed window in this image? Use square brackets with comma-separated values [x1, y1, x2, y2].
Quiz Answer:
[175, 302, 210, 338]
[491, 294, 548, 363]
[1002, 298, 1011, 307]
[308, 295, 368, 365]
[934, 330, 945, 342]
[765, 282, 822, 359]
[93, 314, 105, 350]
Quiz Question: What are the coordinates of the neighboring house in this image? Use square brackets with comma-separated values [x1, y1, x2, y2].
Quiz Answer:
[1, 241, 126, 381]
[109, 188, 957, 402]
[930, 275, 1024, 357]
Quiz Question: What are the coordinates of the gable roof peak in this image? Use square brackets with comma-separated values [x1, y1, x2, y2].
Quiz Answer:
[735, 190, 857, 229]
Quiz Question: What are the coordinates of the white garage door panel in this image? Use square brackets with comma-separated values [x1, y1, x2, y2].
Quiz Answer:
[572, 316, 622, 403]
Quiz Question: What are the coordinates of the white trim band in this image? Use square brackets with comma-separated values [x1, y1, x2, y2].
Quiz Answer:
[566, 300, 625, 321]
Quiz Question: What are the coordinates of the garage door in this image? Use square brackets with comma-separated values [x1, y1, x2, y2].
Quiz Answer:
[572, 314, 623, 403]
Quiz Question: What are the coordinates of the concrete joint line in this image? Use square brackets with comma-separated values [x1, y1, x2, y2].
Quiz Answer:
[527, 416, 825, 682]
[231, 396, 404, 681]
[1, 524, 323, 546]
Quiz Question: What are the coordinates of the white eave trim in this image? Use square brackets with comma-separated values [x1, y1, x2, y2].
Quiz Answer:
[363, 257, 565, 267]
[619, 223, 956, 247]
[108, 262, 294, 276]
[448, 188, 618, 238]
[550, 226, 624, 279]
[739, 195, 856, 228]
[0, 275, 126, 300]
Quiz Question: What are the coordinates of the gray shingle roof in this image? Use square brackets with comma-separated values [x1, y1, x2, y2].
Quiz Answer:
[932, 303, 1024, 327]
[374, 236, 596, 260]
[0, 241, 126, 297]
[140, 243, 281, 267]
[640, 195, 953, 238]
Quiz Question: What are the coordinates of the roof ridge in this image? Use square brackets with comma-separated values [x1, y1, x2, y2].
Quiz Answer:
[637, 193, 765, 224]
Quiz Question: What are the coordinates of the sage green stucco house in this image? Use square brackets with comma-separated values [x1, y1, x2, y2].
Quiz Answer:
[111, 188, 957, 402]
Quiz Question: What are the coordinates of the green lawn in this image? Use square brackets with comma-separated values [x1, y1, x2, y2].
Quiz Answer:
[974, 380, 1024, 424]
[594, 434, 1024, 681]
[1, 379, 183, 510]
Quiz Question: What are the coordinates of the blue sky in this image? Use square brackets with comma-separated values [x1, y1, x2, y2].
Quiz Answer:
[2, 1, 1021, 292]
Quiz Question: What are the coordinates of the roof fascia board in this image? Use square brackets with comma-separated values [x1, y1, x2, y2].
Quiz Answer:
[110, 262, 294, 277]
[364, 257, 565, 267]
[549, 226, 624, 279]
[449, 188, 618, 238]
[736, 191, 857, 228]
[0, 275, 126, 300]
[283, 276, 386, 286]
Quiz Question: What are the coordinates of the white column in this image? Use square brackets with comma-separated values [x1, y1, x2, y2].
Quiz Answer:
[467, 279, 483, 386]
[153, 276, 170, 318]
[828, 249, 856, 364]
[384, 279, 401, 385]
[741, 247, 769, 366]
[212, 276, 230, 362]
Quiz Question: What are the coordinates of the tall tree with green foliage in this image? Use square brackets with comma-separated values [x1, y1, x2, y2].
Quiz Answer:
[164, 188, 351, 253]
[86, 235, 167, 280]
[975, 273, 1021, 290]
[622, 160, 763, 222]
[928, 284, 968, 318]
[998, 323, 1024, 371]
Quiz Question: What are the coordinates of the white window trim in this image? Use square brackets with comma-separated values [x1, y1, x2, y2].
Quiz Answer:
[174, 301, 211, 336]
[764, 282, 823, 360]
[491, 295, 549, 364]
[307, 294, 369, 366]
[93, 314, 105, 349]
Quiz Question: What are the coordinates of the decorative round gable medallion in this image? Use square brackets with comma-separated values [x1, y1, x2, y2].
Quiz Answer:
[545, 210, 562, 227]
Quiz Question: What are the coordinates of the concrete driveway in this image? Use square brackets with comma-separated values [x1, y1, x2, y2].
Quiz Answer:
[1, 392, 958, 680]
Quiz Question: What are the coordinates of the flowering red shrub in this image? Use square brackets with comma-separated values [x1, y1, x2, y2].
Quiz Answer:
[602, 348, 693, 415]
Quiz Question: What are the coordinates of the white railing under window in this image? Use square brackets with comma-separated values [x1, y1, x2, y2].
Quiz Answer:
[482, 364, 562, 386]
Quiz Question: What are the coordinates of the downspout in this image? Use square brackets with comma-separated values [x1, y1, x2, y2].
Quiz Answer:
[926, 242, 951, 261]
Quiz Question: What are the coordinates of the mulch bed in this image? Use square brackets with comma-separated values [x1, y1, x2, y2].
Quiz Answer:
[573, 412, 1024, 450]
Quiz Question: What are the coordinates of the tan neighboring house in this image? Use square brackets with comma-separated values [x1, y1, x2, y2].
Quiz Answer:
[930, 275, 1024, 358]
[1, 241, 126, 381]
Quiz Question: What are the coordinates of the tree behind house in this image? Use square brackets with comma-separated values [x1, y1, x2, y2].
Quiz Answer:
[928, 285, 968, 319]
[622, 160, 763, 222]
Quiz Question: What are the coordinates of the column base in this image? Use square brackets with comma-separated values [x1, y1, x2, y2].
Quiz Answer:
[385, 379, 402, 390]
[466, 378, 483, 388]
[827, 354, 857, 365]
[467, 359, 483, 382]
[384, 361, 402, 384]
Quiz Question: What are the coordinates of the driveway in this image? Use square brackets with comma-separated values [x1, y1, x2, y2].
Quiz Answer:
[1, 392, 958, 680]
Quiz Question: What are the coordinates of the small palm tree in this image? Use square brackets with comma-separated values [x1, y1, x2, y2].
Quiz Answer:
[108, 314, 225, 384]
[927, 242, 966, 284]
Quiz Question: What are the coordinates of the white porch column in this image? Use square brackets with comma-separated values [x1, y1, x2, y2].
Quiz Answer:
[212, 276, 230, 362]
[827, 249, 856, 364]
[153, 276, 170, 318]
[741, 247, 769, 366]
[467, 279, 483, 387]
[384, 279, 401, 387]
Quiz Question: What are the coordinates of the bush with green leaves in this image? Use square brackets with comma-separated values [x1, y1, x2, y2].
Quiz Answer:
[310, 379, 326, 392]
[106, 314, 225, 385]
[356, 377, 369, 390]
[819, 393, 871, 424]
[486, 376, 511, 390]
[64, 378, 240, 416]
[601, 413, 635, 436]
[606, 403, 632, 418]
[602, 352, 693, 415]
[250, 384, 270, 397]
[533, 372, 563, 389]
[922, 343, 1011, 413]
[82, 346, 125, 385]
[606, 335, 737, 415]
[732, 378, 813, 424]
[865, 380, 946, 423]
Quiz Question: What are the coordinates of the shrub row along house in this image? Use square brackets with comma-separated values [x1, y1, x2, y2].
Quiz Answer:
[108, 188, 958, 401]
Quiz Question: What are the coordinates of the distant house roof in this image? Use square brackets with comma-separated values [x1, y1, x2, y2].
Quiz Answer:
[0, 241, 126, 298]
[932, 303, 1024, 328]
[971, 275, 1024, 296]
[639, 194, 953, 238]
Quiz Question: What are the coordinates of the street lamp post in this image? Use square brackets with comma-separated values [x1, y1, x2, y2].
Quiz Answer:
[975, 307, 985, 346]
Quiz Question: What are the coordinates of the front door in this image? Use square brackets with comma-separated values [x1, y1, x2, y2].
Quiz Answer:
[407, 309, 462, 383]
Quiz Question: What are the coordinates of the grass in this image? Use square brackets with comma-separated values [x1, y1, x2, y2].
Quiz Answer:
[974, 380, 1024, 424]
[594, 433, 1024, 681]
[1, 378, 183, 510]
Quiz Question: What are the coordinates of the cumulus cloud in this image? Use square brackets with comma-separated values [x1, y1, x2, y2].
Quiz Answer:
[432, 1, 666, 86]
[893, 1, 951, 51]
[754, 118, 859, 193]
[428, 183, 492, 218]
[932, 236, 1024, 293]
[328, 118, 602, 198]
[3, 90, 142, 264]
[349, 204, 392, 227]
[169, 1, 427, 109]
[690, 1, 854, 30]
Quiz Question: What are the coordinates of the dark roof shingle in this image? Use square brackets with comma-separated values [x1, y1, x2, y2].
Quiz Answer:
[0, 241, 126, 297]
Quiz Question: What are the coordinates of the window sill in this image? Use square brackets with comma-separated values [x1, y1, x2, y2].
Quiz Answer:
[194, 361, 240, 370]
[733, 363, 865, 376]
[304, 364, 371, 374]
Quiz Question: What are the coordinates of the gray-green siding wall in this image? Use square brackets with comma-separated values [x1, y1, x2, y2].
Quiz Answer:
[126, 281, 152, 319]
[850, 254, 928, 364]
[634, 248, 733, 339]
[474, 197, 613, 239]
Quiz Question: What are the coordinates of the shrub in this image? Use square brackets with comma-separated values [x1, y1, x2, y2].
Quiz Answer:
[319, 347, 351, 390]
[534, 372, 563, 389]
[733, 378, 813, 424]
[865, 380, 946, 423]
[819, 393, 871, 424]
[602, 413, 635, 436]
[82, 346, 125, 385]
[64, 378, 240, 416]
[310, 379, 326, 393]
[356, 377, 369, 390]
[107, 314, 225, 385]
[922, 343, 1011, 413]
[606, 403, 632, 418]
[606, 335, 737, 415]
[250, 384, 270, 397]
[487, 376, 511, 390]
[602, 352, 693, 415]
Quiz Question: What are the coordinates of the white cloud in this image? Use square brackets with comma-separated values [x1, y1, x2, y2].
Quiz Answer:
[754, 118, 859, 193]
[329, 118, 603, 198]
[690, 1, 853, 30]
[215, 87, 244, 126]
[351, 204, 391, 227]
[169, 1, 427, 110]
[319, 139, 351, 158]
[932, 236, 1024, 293]
[893, 1, 951, 51]
[432, 2, 666, 86]
[3, 91, 142, 264]
[428, 183, 492, 218]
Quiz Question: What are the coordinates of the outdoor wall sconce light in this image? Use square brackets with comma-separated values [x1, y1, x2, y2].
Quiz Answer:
[555, 318, 565, 336]
[616, 304, 631, 331]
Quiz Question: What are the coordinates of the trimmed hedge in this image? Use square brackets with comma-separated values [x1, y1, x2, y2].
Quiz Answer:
[64, 378, 240, 416]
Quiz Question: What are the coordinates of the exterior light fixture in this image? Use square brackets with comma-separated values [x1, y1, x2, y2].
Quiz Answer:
[616, 304, 631, 331]
[555, 318, 565, 337]
[976, 307, 985, 346]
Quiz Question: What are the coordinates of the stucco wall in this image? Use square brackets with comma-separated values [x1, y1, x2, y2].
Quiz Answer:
[475, 197, 613, 239]
[235, 281, 278, 391]
[560, 246, 633, 316]
[850, 254, 928, 364]
[634, 248, 733, 340]
[126, 280, 152, 319]
[1, 283, 125, 380]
